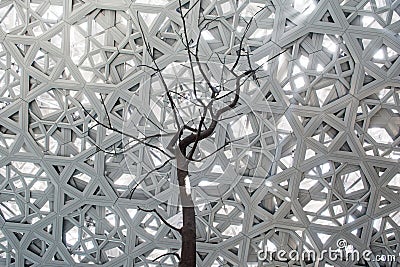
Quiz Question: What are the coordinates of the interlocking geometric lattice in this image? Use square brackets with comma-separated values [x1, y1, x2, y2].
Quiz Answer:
[0, 0, 399, 266]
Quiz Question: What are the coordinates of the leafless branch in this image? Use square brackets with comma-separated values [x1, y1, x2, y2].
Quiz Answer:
[99, 94, 112, 128]
[179, 70, 255, 155]
[168, 87, 204, 108]
[89, 132, 173, 156]
[187, 102, 212, 159]
[152, 252, 181, 262]
[138, 207, 182, 233]
[230, 18, 253, 72]
[136, 11, 183, 129]
[190, 137, 245, 162]
[128, 157, 175, 199]
[193, 17, 225, 97]
[182, 0, 201, 19]
[80, 103, 173, 158]
[177, 0, 205, 106]
[137, 64, 160, 72]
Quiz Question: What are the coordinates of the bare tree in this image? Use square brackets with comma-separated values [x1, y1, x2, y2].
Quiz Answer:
[81, 2, 277, 266]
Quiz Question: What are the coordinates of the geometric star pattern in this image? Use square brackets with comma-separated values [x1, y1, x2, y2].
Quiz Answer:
[0, 0, 399, 266]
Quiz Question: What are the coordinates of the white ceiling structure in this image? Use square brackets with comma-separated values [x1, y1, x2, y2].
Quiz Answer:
[0, 0, 399, 266]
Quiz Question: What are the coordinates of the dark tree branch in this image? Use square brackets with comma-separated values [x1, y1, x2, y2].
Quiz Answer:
[136, 11, 183, 129]
[134, 105, 170, 134]
[187, 102, 212, 159]
[137, 64, 160, 72]
[99, 94, 112, 128]
[177, 0, 205, 105]
[192, 17, 225, 97]
[230, 18, 253, 72]
[152, 252, 181, 262]
[179, 70, 255, 159]
[127, 157, 174, 199]
[230, 5, 269, 71]
[88, 132, 172, 156]
[182, 0, 200, 19]
[138, 207, 182, 233]
[80, 103, 173, 158]
[168, 87, 204, 108]
[190, 137, 245, 162]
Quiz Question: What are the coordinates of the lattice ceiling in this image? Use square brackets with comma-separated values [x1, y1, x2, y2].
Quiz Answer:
[0, 0, 399, 266]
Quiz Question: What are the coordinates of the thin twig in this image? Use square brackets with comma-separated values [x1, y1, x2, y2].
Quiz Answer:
[99, 94, 112, 128]
[136, 11, 183, 129]
[152, 252, 181, 262]
[230, 18, 253, 71]
[128, 157, 175, 198]
[89, 133, 173, 156]
[190, 137, 245, 162]
[178, 0, 204, 105]
[138, 207, 182, 233]
[183, 0, 201, 18]
[80, 103, 173, 158]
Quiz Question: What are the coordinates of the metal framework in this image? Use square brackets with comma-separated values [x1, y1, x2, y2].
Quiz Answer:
[0, 0, 399, 266]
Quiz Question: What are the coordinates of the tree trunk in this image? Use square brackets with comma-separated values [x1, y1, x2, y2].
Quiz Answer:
[177, 164, 196, 267]
[180, 205, 196, 266]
